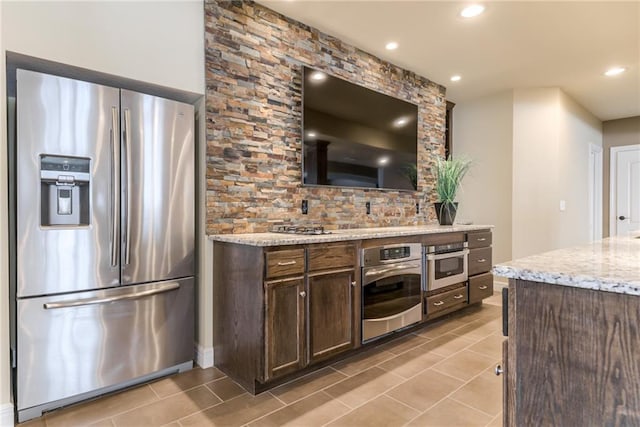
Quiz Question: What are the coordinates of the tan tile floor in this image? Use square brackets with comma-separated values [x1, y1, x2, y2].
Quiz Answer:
[21, 292, 505, 427]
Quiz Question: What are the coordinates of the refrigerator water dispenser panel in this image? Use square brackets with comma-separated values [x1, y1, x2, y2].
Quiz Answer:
[40, 155, 91, 226]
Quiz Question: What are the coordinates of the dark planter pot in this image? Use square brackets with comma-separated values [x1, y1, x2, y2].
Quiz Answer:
[434, 202, 458, 225]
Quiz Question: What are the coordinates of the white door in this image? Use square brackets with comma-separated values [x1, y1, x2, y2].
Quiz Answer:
[610, 145, 640, 236]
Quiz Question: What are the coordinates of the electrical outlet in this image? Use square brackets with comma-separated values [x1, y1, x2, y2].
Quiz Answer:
[302, 199, 308, 215]
[366, 201, 371, 215]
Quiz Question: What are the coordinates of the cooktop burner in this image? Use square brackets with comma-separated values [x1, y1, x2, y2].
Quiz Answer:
[272, 225, 331, 235]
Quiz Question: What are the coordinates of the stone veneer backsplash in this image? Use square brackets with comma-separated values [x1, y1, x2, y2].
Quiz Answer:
[205, 0, 447, 234]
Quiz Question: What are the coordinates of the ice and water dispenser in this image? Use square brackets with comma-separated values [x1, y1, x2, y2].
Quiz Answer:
[40, 155, 91, 226]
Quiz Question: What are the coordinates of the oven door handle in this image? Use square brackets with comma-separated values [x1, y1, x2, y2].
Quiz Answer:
[364, 262, 422, 278]
[426, 249, 469, 261]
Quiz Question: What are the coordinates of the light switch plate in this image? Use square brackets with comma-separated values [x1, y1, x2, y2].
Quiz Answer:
[560, 200, 566, 211]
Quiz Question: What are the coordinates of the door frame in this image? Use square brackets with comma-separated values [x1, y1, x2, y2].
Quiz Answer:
[609, 144, 640, 236]
[588, 144, 603, 242]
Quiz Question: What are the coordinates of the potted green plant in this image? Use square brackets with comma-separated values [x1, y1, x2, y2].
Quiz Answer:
[433, 156, 471, 225]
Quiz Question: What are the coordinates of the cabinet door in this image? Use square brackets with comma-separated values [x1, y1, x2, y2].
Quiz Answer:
[308, 269, 355, 364]
[265, 277, 305, 381]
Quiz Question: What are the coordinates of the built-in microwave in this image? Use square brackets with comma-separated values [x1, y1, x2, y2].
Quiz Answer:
[424, 242, 469, 291]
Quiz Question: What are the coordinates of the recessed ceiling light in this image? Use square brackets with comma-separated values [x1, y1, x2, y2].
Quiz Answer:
[378, 156, 390, 165]
[385, 41, 399, 51]
[393, 117, 409, 127]
[460, 4, 485, 18]
[604, 67, 626, 77]
[450, 75, 462, 82]
[310, 71, 327, 82]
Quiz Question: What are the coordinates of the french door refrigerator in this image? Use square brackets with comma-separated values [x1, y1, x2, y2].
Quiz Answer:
[13, 69, 195, 422]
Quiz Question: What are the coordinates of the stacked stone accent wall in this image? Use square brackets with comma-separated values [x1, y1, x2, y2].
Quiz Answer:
[205, 0, 447, 234]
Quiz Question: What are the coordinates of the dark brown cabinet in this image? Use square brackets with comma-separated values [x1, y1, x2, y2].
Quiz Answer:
[265, 277, 305, 380]
[213, 240, 357, 392]
[213, 230, 493, 394]
[308, 269, 355, 363]
[466, 230, 493, 302]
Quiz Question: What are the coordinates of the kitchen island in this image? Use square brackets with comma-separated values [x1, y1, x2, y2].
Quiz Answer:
[494, 234, 640, 427]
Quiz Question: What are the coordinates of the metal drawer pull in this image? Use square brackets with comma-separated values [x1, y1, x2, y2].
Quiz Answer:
[43, 283, 180, 309]
[495, 365, 503, 376]
[433, 301, 444, 306]
[299, 291, 306, 298]
[477, 259, 487, 263]
[477, 237, 487, 241]
[277, 260, 297, 266]
[478, 285, 488, 290]
[454, 294, 464, 299]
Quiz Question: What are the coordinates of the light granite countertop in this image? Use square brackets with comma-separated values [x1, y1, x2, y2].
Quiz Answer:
[493, 234, 640, 295]
[208, 224, 493, 247]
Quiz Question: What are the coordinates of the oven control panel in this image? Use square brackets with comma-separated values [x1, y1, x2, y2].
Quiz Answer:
[362, 243, 422, 267]
[380, 246, 410, 261]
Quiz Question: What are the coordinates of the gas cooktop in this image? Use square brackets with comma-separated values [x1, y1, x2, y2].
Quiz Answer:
[271, 225, 332, 235]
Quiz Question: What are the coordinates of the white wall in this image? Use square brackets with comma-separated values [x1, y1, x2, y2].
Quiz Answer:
[556, 92, 603, 247]
[454, 88, 602, 263]
[0, 0, 207, 417]
[512, 88, 602, 259]
[453, 91, 513, 264]
[0, 1, 12, 422]
[2, 1, 204, 95]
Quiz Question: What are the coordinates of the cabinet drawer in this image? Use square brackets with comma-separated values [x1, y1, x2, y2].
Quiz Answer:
[265, 249, 305, 279]
[467, 231, 492, 249]
[469, 247, 492, 276]
[469, 272, 494, 304]
[426, 285, 468, 317]
[308, 244, 355, 272]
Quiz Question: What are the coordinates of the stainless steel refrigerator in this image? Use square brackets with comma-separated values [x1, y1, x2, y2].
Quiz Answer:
[12, 69, 195, 422]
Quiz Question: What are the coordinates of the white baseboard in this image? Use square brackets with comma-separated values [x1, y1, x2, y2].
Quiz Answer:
[493, 276, 508, 289]
[195, 344, 214, 368]
[0, 403, 14, 427]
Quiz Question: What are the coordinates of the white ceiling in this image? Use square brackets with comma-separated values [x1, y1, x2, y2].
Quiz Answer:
[257, 1, 640, 121]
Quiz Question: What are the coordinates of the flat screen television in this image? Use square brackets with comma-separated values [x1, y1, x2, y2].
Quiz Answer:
[302, 66, 418, 191]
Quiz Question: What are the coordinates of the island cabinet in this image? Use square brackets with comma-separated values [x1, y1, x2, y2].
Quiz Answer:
[213, 241, 357, 392]
[504, 280, 640, 426]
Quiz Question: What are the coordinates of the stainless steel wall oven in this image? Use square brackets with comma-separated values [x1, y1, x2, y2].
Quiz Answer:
[425, 242, 469, 291]
[361, 243, 422, 342]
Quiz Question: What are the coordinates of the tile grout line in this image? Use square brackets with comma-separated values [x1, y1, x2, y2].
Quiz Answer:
[45, 384, 163, 427]
[384, 392, 424, 414]
[449, 396, 498, 419]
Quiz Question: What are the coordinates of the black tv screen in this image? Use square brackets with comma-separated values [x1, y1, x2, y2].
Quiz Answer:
[302, 66, 418, 191]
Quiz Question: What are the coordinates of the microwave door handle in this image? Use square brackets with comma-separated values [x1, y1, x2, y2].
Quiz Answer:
[426, 248, 469, 261]
[110, 107, 119, 267]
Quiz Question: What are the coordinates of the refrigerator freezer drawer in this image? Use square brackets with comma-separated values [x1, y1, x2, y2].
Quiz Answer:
[16, 278, 194, 413]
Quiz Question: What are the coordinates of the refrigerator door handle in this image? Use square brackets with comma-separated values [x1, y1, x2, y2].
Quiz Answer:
[123, 108, 132, 265]
[42, 283, 180, 309]
[110, 107, 119, 267]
